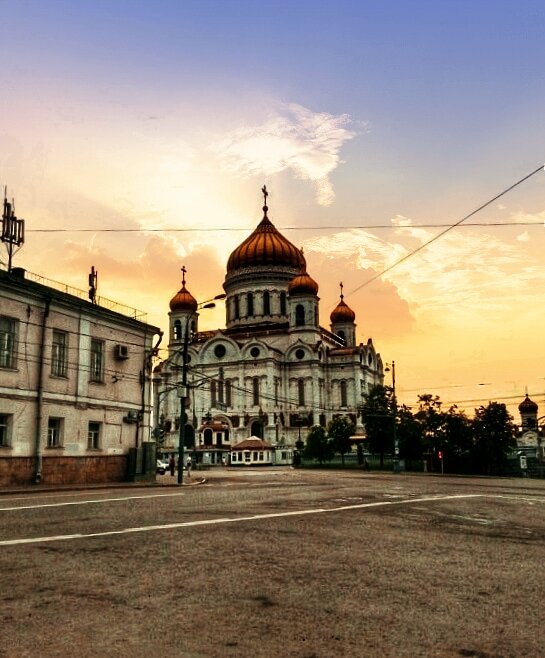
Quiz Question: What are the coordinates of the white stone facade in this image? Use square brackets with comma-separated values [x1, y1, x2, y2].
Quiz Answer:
[157, 201, 384, 458]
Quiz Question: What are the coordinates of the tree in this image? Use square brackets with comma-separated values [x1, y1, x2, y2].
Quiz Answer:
[303, 425, 333, 464]
[397, 404, 423, 462]
[328, 416, 355, 466]
[360, 384, 394, 467]
[414, 394, 447, 471]
[471, 402, 516, 475]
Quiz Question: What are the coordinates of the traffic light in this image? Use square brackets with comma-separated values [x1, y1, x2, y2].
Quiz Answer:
[438, 451, 443, 460]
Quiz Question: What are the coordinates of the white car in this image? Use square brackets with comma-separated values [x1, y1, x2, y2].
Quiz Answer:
[156, 459, 169, 475]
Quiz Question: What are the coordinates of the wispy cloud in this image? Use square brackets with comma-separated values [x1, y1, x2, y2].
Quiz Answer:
[305, 217, 543, 327]
[212, 103, 357, 206]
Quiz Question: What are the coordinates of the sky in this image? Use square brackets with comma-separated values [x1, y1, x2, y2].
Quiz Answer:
[1, 0, 545, 418]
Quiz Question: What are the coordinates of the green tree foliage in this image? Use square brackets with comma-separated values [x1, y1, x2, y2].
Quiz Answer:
[304, 425, 333, 464]
[360, 384, 394, 467]
[471, 402, 516, 475]
[397, 404, 423, 462]
[328, 416, 355, 466]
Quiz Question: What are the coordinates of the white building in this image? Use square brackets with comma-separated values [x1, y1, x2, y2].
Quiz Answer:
[156, 190, 384, 464]
[0, 267, 161, 485]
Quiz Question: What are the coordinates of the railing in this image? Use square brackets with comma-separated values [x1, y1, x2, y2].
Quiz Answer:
[9, 267, 147, 321]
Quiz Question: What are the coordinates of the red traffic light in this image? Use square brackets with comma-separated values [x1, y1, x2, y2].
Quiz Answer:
[438, 451, 443, 460]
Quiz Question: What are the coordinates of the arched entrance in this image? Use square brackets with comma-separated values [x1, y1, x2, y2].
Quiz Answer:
[251, 420, 263, 438]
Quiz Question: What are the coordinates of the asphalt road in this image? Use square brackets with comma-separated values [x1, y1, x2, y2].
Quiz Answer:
[1, 469, 545, 657]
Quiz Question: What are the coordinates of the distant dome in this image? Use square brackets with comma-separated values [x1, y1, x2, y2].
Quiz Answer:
[288, 268, 319, 296]
[226, 190, 305, 273]
[169, 267, 198, 312]
[519, 394, 538, 413]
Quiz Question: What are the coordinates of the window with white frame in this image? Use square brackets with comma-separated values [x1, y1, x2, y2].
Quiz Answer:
[47, 417, 63, 447]
[90, 339, 104, 382]
[0, 316, 18, 369]
[88, 421, 101, 449]
[51, 330, 68, 377]
[0, 414, 12, 447]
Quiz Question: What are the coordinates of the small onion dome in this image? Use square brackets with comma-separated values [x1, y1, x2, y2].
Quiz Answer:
[226, 193, 305, 272]
[519, 394, 538, 413]
[288, 268, 319, 296]
[330, 298, 355, 323]
[169, 283, 198, 312]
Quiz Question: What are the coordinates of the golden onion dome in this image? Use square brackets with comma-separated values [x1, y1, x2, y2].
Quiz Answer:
[330, 283, 355, 323]
[519, 394, 538, 413]
[288, 267, 319, 296]
[226, 187, 305, 273]
[169, 266, 198, 312]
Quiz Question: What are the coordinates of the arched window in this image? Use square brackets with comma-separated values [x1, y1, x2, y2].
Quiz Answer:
[251, 420, 263, 439]
[173, 320, 181, 340]
[263, 291, 270, 315]
[234, 295, 240, 320]
[280, 292, 287, 315]
[340, 380, 348, 407]
[203, 428, 213, 446]
[295, 304, 305, 326]
[298, 378, 305, 406]
[337, 329, 346, 343]
[211, 380, 217, 407]
[252, 377, 260, 406]
[247, 292, 254, 317]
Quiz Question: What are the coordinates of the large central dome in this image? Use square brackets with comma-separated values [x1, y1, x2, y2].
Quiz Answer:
[226, 199, 305, 273]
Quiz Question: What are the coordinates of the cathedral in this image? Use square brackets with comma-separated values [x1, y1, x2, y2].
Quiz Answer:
[156, 188, 384, 464]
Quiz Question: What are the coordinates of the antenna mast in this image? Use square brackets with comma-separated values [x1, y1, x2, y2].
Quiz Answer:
[1, 187, 25, 272]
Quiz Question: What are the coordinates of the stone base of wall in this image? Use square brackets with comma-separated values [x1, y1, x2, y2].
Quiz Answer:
[0, 455, 129, 487]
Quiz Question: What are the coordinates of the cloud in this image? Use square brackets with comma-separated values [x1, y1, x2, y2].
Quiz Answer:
[304, 217, 544, 330]
[211, 103, 357, 206]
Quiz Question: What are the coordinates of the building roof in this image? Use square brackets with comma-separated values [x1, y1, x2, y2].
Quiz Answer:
[0, 267, 160, 332]
[519, 394, 538, 413]
[288, 267, 319, 296]
[226, 197, 305, 273]
[169, 267, 198, 312]
[231, 438, 274, 451]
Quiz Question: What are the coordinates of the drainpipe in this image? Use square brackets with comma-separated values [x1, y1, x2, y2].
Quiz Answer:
[34, 296, 51, 484]
[136, 330, 163, 449]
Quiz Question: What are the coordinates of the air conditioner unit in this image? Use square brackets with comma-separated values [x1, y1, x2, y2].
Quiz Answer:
[114, 344, 129, 360]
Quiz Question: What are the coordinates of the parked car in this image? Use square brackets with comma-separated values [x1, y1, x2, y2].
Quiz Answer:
[156, 459, 169, 475]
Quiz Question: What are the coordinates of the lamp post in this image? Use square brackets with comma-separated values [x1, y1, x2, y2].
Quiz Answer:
[177, 295, 225, 485]
[385, 360, 399, 473]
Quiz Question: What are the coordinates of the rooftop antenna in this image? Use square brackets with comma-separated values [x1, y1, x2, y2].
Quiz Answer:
[1, 187, 25, 272]
[88, 266, 98, 304]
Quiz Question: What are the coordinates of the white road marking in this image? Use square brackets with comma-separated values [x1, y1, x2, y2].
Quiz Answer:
[0, 493, 485, 547]
[0, 491, 191, 511]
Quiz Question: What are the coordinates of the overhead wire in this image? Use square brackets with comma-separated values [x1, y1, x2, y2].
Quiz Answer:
[24, 220, 545, 233]
[347, 164, 545, 296]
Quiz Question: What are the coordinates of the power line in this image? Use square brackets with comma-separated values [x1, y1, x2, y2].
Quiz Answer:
[25, 220, 545, 233]
[347, 164, 545, 297]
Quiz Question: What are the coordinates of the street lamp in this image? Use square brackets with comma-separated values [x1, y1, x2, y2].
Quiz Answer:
[177, 293, 225, 484]
[384, 360, 399, 473]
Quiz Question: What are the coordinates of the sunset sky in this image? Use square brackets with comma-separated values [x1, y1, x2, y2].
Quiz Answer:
[1, 0, 544, 418]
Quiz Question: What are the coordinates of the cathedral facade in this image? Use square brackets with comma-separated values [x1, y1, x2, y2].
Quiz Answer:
[156, 190, 384, 463]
